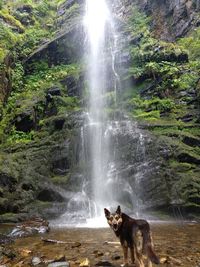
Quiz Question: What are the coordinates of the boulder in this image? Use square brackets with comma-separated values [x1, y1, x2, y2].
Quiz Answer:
[37, 188, 65, 202]
[8, 217, 50, 238]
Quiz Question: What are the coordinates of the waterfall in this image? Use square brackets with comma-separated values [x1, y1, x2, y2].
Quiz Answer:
[51, 0, 149, 227]
[84, 0, 113, 215]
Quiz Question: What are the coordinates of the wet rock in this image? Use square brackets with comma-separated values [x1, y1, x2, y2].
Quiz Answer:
[25, 23, 85, 73]
[0, 173, 17, 192]
[8, 218, 49, 238]
[79, 258, 90, 267]
[32, 257, 42, 266]
[179, 114, 194, 122]
[48, 262, 69, 267]
[14, 112, 34, 133]
[14, 5, 34, 26]
[183, 136, 200, 147]
[60, 75, 83, 97]
[37, 188, 64, 202]
[54, 118, 65, 131]
[160, 257, 168, 264]
[0, 234, 13, 245]
[71, 242, 81, 248]
[2, 248, 16, 260]
[93, 250, 104, 257]
[16, 5, 33, 13]
[177, 152, 200, 164]
[54, 255, 66, 262]
[139, 0, 198, 41]
[47, 87, 61, 97]
[111, 254, 120, 260]
[20, 249, 32, 257]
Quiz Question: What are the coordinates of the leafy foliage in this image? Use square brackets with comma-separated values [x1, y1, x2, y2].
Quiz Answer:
[178, 28, 200, 60]
[123, 5, 200, 127]
[7, 129, 34, 144]
[12, 62, 24, 92]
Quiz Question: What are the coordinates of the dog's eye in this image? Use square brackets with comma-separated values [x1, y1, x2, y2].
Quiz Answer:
[110, 216, 113, 221]
[115, 215, 119, 220]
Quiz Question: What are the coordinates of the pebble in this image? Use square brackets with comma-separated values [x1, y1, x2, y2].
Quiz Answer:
[48, 262, 70, 267]
[72, 242, 81, 248]
[168, 256, 182, 266]
[32, 256, 42, 266]
[20, 249, 32, 257]
[79, 258, 90, 267]
[54, 255, 66, 262]
[111, 254, 120, 260]
[93, 250, 104, 257]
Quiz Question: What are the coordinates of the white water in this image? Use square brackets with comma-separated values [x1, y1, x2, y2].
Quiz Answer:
[84, 0, 113, 215]
[51, 0, 148, 228]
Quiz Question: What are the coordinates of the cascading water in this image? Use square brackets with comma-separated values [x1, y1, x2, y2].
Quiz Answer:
[84, 0, 110, 213]
[52, 0, 150, 227]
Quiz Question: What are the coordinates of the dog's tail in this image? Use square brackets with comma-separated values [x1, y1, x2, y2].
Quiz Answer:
[142, 230, 160, 264]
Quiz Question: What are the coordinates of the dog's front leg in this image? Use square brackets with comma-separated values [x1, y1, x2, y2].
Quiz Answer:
[130, 246, 135, 264]
[122, 243, 128, 267]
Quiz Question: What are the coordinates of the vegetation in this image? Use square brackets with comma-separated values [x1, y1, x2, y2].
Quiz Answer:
[0, 62, 82, 145]
[121, 5, 200, 211]
[0, 0, 83, 145]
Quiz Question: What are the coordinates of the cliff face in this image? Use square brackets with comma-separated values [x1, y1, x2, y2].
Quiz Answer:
[0, 0, 199, 221]
[138, 0, 200, 40]
[117, 0, 200, 215]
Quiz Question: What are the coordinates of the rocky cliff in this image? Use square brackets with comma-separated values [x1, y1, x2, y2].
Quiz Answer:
[0, 0, 199, 222]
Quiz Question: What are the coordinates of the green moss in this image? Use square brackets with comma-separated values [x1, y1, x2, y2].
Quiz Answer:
[0, 213, 19, 223]
[0, 48, 8, 63]
[169, 160, 195, 172]
[0, 8, 25, 32]
[57, 96, 81, 114]
[24, 64, 81, 92]
[0, 22, 20, 49]
[0, 62, 82, 145]
[178, 172, 200, 209]
[130, 97, 175, 112]
[51, 174, 70, 185]
[133, 109, 160, 121]
[178, 28, 200, 60]
[151, 128, 200, 141]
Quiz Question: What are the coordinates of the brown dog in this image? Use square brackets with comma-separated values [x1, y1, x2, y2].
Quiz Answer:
[104, 206, 160, 267]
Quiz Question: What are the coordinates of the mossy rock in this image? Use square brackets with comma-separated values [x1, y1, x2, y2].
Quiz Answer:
[51, 174, 70, 186]
[0, 198, 9, 214]
[0, 213, 21, 223]
[169, 161, 195, 172]
[177, 151, 200, 164]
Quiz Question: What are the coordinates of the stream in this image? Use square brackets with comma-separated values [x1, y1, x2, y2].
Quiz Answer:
[0, 222, 200, 266]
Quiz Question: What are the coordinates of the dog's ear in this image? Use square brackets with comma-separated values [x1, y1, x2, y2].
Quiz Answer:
[116, 205, 121, 215]
[104, 208, 110, 218]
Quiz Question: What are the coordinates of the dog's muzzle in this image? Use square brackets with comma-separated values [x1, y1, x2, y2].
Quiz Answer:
[112, 223, 118, 231]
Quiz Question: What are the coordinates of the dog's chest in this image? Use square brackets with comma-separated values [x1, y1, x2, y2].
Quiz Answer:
[119, 223, 135, 247]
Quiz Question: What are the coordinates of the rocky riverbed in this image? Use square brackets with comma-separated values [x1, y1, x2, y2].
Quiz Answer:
[0, 222, 200, 267]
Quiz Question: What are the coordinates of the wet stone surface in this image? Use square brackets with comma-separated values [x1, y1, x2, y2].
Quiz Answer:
[0, 223, 200, 266]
